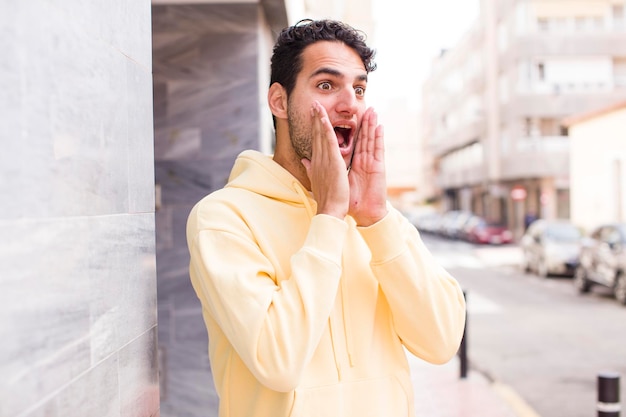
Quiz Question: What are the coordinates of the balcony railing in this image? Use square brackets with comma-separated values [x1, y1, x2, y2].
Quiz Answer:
[436, 135, 570, 188]
[514, 135, 570, 153]
[500, 136, 570, 180]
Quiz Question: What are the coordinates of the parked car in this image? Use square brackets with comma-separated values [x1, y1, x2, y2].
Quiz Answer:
[438, 210, 463, 238]
[444, 210, 474, 240]
[462, 216, 513, 245]
[521, 219, 583, 277]
[574, 223, 626, 305]
[439, 210, 472, 239]
[414, 212, 442, 235]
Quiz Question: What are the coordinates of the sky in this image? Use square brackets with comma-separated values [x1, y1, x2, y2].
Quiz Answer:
[367, 0, 480, 111]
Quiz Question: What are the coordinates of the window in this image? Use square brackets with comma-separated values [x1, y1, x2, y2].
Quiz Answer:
[614, 5, 625, 30]
[614, 159, 623, 221]
[614, 58, 626, 86]
[593, 16, 604, 30]
[537, 62, 545, 81]
[539, 118, 560, 136]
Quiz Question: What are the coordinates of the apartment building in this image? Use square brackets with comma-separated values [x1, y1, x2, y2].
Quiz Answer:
[422, 0, 626, 237]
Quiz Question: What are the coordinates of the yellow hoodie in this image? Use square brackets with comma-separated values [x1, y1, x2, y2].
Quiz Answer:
[187, 150, 466, 417]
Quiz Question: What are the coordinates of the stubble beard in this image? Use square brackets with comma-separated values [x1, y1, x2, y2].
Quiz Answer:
[287, 105, 312, 162]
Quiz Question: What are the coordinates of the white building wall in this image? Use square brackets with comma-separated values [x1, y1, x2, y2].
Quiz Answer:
[569, 105, 626, 232]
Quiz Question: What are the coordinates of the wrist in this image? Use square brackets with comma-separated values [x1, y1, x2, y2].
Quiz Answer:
[355, 209, 388, 227]
[317, 204, 348, 220]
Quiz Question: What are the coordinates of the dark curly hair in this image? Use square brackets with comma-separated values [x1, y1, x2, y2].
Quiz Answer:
[270, 19, 377, 97]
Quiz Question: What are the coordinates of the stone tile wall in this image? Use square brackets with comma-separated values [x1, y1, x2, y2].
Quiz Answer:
[152, 4, 271, 416]
[0, 2, 158, 416]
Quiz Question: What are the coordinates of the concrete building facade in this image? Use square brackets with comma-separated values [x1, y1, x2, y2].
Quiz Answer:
[422, 0, 626, 238]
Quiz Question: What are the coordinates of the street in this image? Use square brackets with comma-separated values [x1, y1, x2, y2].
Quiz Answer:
[421, 233, 626, 417]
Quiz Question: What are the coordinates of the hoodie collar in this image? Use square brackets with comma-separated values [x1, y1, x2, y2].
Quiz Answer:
[226, 150, 316, 217]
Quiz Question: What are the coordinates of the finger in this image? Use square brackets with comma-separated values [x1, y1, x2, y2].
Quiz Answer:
[356, 107, 373, 155]
[301, 157, 311, 174]
[374, 124, 385, 161]
[311, 102, 330, 158]
[316, 102, 342, 166]
[310, 103, 322, 161]
[367, 109, 378, 156]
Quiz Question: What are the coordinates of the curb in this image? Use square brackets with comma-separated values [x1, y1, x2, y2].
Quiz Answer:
[472, 363, 542, 417]
[491, 382, 542, 417]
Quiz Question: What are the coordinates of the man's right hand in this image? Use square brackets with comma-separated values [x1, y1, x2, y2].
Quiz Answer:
[301, 101, 349, 220]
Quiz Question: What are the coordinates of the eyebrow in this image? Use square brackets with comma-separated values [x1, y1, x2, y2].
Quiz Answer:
[310, 67, 368, 82]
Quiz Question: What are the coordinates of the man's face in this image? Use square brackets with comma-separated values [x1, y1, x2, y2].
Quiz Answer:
[287, 41, 368, 167]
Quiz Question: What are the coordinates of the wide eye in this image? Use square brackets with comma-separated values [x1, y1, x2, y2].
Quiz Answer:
[355, 86, 365, 97]
[318, 82, 332, 91]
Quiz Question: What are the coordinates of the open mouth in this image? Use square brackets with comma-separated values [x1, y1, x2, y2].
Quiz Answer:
[334, 126, 353, 150]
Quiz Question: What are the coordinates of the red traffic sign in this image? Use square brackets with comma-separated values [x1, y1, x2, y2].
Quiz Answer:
[511, 187, 527, 201]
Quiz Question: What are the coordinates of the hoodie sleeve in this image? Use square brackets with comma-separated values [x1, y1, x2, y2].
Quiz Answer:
[357, 207, 466, 364]
[187, 201, 347, 392]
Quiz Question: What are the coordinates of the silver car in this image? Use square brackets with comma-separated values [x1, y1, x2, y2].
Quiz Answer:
[574, 223, 626, 305]
[521, 219, 583, 277]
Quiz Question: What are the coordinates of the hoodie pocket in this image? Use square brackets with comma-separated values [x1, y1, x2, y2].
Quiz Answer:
[288, 373, 412, 417]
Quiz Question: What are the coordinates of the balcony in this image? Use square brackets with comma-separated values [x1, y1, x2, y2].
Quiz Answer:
[436, 136, 570, 188]
[505, 32, 626, 60]
[437, 163, 486, 189]
[500, 136, 570, 180]
[501, 90, 626, 122]
[430, 119, 486, 157]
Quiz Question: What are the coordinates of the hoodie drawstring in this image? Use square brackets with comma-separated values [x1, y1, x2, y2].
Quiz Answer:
[293, 181, 315, 218]
[341, 256, 355, 367]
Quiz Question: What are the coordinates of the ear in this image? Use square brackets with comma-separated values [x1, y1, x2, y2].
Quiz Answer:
[268, 82, 288, 120]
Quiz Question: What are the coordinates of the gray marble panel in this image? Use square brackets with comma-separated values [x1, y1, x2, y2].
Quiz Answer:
[152, 3, 262, 174]
[151, 4, 257, 37]
[0, 213, 157, 416]
[0, 1, 154, 220]
[88, 214, 158, 361]
[1, 1, 158, 416]
[155, 160, 235, 207]
[0, 217, 93, 417]
[155, 47, 260, 153]
[0, 4, 20, 157]
[32, 353, 121, 417]
[161, 337, 217, 417]
[119, 327, 160, 417]
[51, 0, 153, 70]
[155, 230, 192, 278]
[126, 59, 157, 215]
[151, 4, 281, 416]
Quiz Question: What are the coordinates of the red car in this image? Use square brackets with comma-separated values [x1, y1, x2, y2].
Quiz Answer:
[463, 216, 513, 245]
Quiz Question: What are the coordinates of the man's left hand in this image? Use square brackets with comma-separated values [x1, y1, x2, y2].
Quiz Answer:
[348, 107, 388, 226]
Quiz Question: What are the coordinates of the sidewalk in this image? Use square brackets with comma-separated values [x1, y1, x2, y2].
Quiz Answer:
[407, 244, 540, 417]
[408, 353, 541, 417]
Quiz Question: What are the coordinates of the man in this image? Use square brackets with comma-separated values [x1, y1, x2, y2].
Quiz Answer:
[186, 19, 466, 417]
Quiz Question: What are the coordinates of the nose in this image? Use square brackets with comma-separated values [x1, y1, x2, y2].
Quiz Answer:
[335, 88, 358, 115]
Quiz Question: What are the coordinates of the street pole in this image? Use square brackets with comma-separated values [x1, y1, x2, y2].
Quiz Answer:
[598, 372, 620, 417]
[459, 290, 468, 379]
